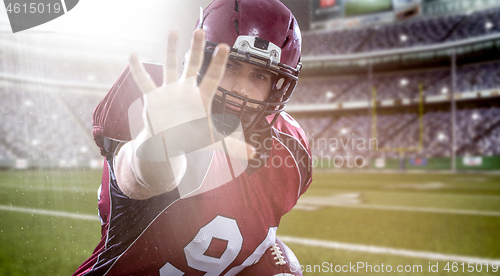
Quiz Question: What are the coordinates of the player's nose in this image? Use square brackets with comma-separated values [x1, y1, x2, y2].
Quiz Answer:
[231, 75, 249, 98]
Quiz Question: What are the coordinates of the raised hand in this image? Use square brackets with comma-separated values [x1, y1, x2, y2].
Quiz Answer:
[116, 29, 255, 199]
[128, 29, 255, 161]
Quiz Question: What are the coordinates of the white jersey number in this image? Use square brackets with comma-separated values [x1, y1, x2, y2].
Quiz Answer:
[159, 215, 276, 276]
[184, 216, 243, 276]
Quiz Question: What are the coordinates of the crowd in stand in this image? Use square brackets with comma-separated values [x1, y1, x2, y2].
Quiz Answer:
[292, 60, 500, 104]
[2, 6, 500, 166]
[297, 107, 500, 160]
[302, 6, 500, 56]
[0, 89, 101, 162]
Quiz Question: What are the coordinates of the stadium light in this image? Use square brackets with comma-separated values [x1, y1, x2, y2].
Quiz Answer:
[471, 113, 480, 120]
[340, 128, 348, 134]
[485, 21, 494, 30]
[399, 34, 408, 42]
[400, 78, 408, 86]
[325, 91, 335, 99]
[438, 133, 446, 141]
[441, 87, 448, 94]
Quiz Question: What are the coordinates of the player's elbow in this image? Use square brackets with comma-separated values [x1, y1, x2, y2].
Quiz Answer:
[136, 154, 187, 193]
[120, 159, 181, 200]
[115, 143, 186, 200]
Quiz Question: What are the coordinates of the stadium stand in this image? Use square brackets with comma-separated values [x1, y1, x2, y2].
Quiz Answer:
[302, 6, 500, 55]
[0, 89, 101, 164]
[1, 3, 500, 169]
[292, 59, 500, 104]
[297, 107, 500, 160]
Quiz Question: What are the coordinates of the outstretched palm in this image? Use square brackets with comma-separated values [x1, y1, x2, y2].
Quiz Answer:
[128, 29, 255, 162]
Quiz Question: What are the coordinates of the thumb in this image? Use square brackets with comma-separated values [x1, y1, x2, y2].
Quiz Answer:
[210, 130, 257, 161]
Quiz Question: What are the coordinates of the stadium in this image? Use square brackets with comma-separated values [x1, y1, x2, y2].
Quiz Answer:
[1, 0, 499, 275]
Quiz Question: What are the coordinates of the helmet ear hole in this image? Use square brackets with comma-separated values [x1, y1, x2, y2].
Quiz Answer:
[275, 78, 285, 89]
[269, 77, 290, 102]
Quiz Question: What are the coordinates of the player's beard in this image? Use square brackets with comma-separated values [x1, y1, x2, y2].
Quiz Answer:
[211, 98, 270, 135]
[211, 98, 273, 174]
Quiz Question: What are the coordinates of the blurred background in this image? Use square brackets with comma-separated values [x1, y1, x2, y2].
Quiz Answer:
[1, 0, 499, 275]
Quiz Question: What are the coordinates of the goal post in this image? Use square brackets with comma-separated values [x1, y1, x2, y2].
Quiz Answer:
[371, 83, 425, 169]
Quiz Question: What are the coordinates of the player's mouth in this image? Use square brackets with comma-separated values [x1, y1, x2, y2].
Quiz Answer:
[214, 97, 245, 113]
[225, 97, 262, 110]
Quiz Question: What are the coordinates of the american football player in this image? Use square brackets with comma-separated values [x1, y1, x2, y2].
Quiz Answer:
[73, 0, 311, 275]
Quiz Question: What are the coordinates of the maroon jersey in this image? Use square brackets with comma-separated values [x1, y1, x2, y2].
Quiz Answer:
[74, 63, 312, 276]
[74, 113, 311, 276]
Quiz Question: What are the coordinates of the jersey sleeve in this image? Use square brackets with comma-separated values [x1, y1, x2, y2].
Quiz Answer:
[92, 62, 163, 156]
[271, 112, 313, 198]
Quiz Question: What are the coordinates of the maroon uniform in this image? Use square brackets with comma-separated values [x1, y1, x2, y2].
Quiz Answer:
[74, 113, 311, 276]
[75, 0, 308, 274]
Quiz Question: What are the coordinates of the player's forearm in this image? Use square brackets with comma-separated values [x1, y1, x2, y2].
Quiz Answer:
[115, 136, 186, 200]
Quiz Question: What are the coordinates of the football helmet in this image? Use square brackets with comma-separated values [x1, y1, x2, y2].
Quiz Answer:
[198, 0, 302, 133]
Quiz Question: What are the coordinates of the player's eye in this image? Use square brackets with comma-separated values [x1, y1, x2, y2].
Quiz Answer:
[226, 63, 238, 74]
[252, 72, 270, 81]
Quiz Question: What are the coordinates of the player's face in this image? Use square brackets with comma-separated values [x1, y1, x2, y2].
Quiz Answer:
[218, 59, 273, 108]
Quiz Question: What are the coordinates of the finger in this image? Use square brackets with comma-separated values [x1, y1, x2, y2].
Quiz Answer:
[164, 31, 179, 84]
[182, 29, 206, 79]
[198, 43, 230, 110]
[129, 53, 157, 94]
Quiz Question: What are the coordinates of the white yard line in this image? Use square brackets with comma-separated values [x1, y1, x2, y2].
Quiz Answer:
[2, 204, 499, 266]
[343, 204, 500, 217]
[0, 184, 95, 193]
[278, 236, 500, 266]
[0, 205, 99, 221]
[296, 201, 500, 217]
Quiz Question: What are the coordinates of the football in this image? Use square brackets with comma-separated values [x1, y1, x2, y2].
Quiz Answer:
[237, 238, 303, 276]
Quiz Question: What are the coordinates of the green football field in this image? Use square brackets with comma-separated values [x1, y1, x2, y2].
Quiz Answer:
[0, 169, 499, 275]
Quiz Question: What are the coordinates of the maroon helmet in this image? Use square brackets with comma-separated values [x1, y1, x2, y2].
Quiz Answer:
[92, 0, 302, 156]
[199, 0, 302, 133]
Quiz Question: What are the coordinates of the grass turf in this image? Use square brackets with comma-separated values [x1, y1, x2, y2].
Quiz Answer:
[0, 169, 499, 275]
